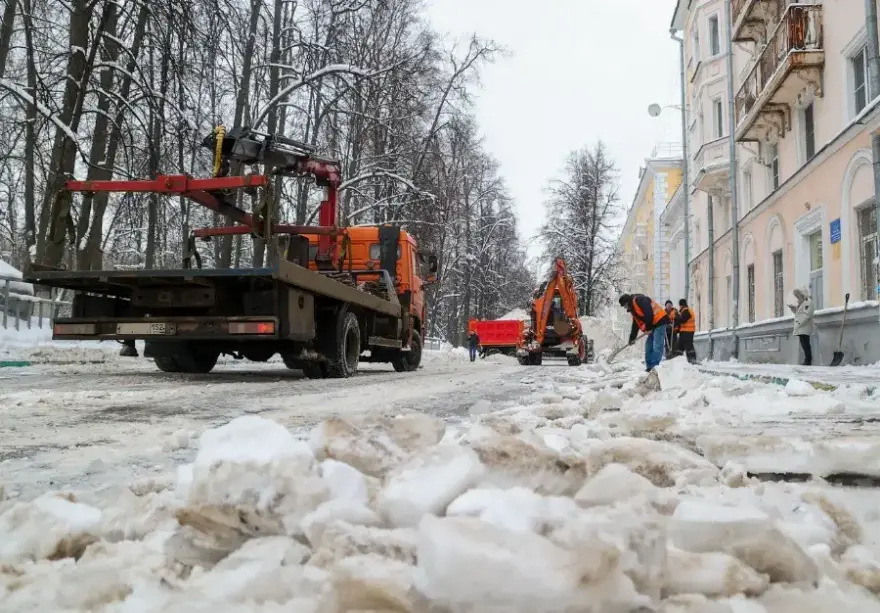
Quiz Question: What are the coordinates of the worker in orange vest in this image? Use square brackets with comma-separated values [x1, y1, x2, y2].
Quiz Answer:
[676, 298, 697, 364]
[618, 293, 668, 372]
[664, 300, 678, 358]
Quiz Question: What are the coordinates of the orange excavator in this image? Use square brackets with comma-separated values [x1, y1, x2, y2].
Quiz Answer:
[517, 257, 592, 366]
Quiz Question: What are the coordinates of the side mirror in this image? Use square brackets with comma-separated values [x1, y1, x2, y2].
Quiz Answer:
[428, 254, 438, 273]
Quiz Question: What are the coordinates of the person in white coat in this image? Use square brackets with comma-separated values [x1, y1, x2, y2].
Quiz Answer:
[788, 287, 814, 365]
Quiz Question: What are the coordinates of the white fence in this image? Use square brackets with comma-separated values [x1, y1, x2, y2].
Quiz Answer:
[1, 276, 71, 331]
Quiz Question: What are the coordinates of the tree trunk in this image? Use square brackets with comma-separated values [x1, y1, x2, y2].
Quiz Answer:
[82, 2, 149, 270]
[75, 0, 120, 269]
[41, 0, 112, 267]
[20, 0, 36, 261]
[0, 0, 17, 79]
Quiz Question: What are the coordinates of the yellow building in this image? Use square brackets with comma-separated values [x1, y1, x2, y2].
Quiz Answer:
[617, 143, 684, 302]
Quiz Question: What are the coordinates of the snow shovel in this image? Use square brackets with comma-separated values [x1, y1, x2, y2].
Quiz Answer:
[606, 332, 648, 364]
[830, 293, 850, 367]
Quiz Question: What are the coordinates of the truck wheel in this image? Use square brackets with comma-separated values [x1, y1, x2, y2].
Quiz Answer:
[320, 308, 360, 378]
[531, 353, 543, 366]
[154, 356, 182, 373]
[517, 355, 529, 366]
[392, 332, 422, 372]
[301, 362, 327, 379]
[155, 348, 218, 374]
[568, 338, 586, 367]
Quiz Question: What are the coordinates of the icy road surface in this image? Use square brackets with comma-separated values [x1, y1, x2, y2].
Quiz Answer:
[4, 354, 880, 610]
[0, 352, 529, 498]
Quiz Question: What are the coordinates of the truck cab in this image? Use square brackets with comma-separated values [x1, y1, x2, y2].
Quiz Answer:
[302, 224, 437, 356]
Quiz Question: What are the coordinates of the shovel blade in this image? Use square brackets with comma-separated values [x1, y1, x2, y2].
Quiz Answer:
[830, 351, 844, 367]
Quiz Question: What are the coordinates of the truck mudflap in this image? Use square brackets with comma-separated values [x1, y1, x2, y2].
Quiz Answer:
[51, 316, 280, 341]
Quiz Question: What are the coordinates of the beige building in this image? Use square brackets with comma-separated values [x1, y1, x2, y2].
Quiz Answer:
[616, 145, 684, 301]
[669, 0, 880, 364]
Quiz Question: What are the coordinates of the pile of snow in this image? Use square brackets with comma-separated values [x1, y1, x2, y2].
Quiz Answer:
[3, 357, 880, 610]
[497, 307, 528, 321]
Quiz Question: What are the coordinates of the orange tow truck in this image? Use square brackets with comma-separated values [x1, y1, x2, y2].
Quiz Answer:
[26, 126, 437, 378]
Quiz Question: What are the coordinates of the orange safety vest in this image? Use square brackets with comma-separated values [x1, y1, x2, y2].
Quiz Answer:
[632, 298, 667, 332]
[679, 306, 696, 332]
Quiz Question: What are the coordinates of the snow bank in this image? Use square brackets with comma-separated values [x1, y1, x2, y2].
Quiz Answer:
[3, 357, 880, 610]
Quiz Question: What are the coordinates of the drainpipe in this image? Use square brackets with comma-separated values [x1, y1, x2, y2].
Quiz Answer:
[725, 0, 740, 356]
[671, 28, 690, 301]
[866, 0, 880, 318]
[708, 193, 716, 355]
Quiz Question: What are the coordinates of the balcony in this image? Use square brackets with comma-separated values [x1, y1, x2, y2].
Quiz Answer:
[692, 137, 730, 194]
[734, 4, 823, 143]
[732, 0, 787, 43]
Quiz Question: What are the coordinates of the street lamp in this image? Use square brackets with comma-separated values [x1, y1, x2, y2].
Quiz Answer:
[648, 100, 690, 303]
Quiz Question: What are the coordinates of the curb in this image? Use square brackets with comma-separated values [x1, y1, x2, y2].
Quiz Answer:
[697, 368, 876, 395]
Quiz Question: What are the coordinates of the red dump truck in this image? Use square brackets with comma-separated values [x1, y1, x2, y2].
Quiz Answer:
[467, 318, 524, 357]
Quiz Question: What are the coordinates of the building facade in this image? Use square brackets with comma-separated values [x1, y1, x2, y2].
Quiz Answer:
[669, 0, 880, 365]
[616, 145, 684, 303]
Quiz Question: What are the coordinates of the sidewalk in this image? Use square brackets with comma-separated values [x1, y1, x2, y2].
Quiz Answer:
[698, 360, 880, 392]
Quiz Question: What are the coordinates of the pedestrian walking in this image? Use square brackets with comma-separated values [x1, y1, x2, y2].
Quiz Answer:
[618, 293, 668, 372]
[676, 299, 697, 364]
[789, 287, 814, 365]
[467, 330, 480, 363]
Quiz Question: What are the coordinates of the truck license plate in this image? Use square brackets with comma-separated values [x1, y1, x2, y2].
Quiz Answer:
[116, 322, 167, 335]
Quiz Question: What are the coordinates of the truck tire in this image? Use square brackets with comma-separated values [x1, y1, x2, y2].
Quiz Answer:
[567, 338, 586, 367]
[301, 362, 327, 379]
[392, 332, 422, 372]
[320, 308, 361, 378]
[154, 356, 183, 373]
[154, 347, 218, 374]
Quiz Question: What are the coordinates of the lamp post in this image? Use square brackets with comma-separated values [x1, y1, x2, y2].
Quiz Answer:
[648, 100, 690, 303]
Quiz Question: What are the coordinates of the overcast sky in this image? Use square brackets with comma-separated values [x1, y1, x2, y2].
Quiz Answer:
[426, 0, 683, 257]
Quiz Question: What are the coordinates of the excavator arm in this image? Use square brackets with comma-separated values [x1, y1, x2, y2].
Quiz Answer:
[519, 257, 589, 366]
[532, 258, 582, 345]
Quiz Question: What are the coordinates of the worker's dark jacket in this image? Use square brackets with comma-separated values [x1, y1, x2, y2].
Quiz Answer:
[468, 333, 480, 348]
[628, 294, 666, 344]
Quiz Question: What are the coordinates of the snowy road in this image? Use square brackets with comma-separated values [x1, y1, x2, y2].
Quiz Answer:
[0, 353, 531, 499]
[6, 351, 880, 610]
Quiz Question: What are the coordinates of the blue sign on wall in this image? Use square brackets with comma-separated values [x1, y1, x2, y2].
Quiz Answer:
[830, 218, 841, 244]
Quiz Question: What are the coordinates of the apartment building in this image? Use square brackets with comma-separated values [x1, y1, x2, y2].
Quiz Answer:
[670, 0, 880, 364]
[616, 145, 684, 303]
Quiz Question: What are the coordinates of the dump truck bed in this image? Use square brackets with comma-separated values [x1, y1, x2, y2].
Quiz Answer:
[468, 319, 524, 348]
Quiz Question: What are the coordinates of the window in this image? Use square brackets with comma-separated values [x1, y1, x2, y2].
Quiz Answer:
[726, 275, 732, 326]
[858, 205, 878, 300]
[852, 45, 871, 115]
[712, 98, 724, 138]
[803, 102, 816, 161]
[767, 144, 780, 189]
[747, 264, 756, 323]
[743, 169, 753, 209]
[809, 231, 824, 309]
[773, 250, 784, 317]
[709, 15, 721, 56]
